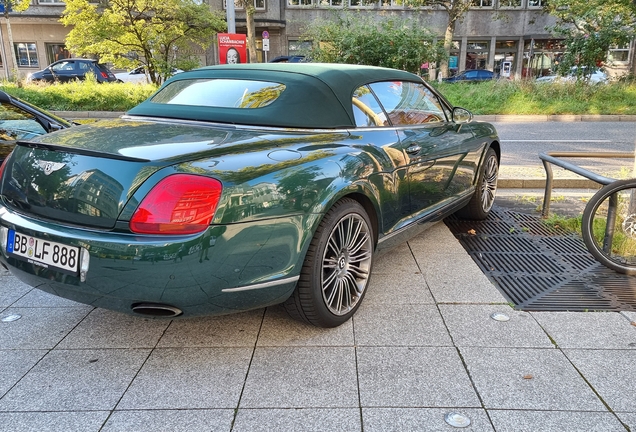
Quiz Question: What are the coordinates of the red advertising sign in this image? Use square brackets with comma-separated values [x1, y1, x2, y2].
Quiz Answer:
[218, 33, 247, 64]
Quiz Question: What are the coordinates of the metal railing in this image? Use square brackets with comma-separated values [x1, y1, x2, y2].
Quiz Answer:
[539, 151, 634, 217]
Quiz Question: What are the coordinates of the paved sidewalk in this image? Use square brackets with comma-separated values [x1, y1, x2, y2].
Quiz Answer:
[1, 221, 635, 431]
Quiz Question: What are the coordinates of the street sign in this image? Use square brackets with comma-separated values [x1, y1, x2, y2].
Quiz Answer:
[262, 39, 270, 52]
[262, 31, 269, 39]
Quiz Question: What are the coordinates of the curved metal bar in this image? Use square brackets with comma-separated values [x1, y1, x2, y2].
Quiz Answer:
[539, 151, 634, 217]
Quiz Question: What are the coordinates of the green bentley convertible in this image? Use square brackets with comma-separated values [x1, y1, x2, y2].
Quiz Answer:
[0, 63, 500, 327]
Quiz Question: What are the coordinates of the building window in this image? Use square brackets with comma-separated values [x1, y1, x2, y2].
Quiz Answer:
[288, 40, 312, 56]
[498, 0, 521, 7]
[527, 0, 545, 7]
[224, 0, 266, 10]
[14, 43, 38, 68]
[608, 45, 629, 63]
[380, 0, 405, 7]
[348, 0, 376, 6]
[46, 44, 71, 65]
[317, 0, 342, 5]
[471, 0, 493, 7]
[287, 0, 312, 5]
[37, 0, 65, 3]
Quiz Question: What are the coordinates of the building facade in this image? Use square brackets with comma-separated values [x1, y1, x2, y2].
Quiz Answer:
[1, 0, 634, 80]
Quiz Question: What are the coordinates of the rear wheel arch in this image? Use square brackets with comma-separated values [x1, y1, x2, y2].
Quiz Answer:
[344, 192, 380, 248]
[489, 140, 501, 163]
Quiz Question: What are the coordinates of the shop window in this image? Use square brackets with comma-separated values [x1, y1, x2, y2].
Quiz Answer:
[471, 0, 493, 7]
[466, 41, 489, 70]
[449, 41, 460, 77]
[46, 44, 71, 65]
[608, 45, 629, 63]
[498, 0, 521, 7]
[14, 43, 38, 68]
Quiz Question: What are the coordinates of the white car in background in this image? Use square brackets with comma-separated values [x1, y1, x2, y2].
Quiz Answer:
[115, 66, 183, 84]
[536, 67, 608, 84]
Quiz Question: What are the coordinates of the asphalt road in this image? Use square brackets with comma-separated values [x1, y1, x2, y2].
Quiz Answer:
[493, 121, 636, 178]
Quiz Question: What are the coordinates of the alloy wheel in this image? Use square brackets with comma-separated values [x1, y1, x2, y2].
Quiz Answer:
[321, 213, 373, 316]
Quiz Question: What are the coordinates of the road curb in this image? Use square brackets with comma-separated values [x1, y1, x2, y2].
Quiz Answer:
[498, 178, 602, 189]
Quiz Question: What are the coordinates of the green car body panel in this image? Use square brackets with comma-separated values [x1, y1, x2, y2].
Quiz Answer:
[0, 64, 500, 319]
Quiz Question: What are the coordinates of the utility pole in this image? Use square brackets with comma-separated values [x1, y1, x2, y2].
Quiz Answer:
[227, 0, 235, 33]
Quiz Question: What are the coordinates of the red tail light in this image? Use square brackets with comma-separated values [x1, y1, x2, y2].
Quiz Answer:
[130, 174, 222, 235]
[100, 71, 109, 79]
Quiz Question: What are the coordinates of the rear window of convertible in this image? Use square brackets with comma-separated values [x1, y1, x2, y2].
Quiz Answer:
[151, 79, 287, 109]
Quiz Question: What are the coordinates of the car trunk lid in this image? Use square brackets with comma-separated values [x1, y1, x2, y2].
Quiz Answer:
[0, 118, 348, 230]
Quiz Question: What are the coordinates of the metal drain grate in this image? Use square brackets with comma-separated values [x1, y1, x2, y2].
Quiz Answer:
[445, 206, 636, 311]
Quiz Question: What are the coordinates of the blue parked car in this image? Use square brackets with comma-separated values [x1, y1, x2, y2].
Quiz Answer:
[443, 69, 498, 83]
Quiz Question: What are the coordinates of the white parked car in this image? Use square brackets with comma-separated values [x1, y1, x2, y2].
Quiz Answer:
[536, 67, 608, 84]
[115, 66, 183, 84]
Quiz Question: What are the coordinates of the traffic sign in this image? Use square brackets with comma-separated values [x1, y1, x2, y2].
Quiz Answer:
[262, 31, 269, 39]
[263, 39, 270, 52]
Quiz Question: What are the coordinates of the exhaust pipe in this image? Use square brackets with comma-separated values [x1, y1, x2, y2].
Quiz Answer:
[131, 303, 183, 318]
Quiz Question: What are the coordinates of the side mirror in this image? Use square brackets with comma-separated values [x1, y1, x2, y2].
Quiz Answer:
[452, 107, 473, 124]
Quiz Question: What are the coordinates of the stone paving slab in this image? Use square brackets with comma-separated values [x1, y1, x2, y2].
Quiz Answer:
[362, 408, 494, 431]
[357, 346, 480, 408]
[439, 305, 554, 348]
[0, 411, 110, 432]
[532, 312, 636, 349]
[0, 348, 150, 411]
[460, 347, 606, 411]
[233, 408, 361, 431]
[103, 409, 234, 432]
[563, 349, 636, 412]
[0, 221, 634, 431]
[487, 410, 626, 432]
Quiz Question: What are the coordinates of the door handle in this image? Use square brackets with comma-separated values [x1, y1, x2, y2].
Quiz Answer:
[406, 145, 421, 154]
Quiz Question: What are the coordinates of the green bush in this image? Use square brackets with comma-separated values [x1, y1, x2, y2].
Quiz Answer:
[431, 80, 636, 115]
[2, 77, 157, 111]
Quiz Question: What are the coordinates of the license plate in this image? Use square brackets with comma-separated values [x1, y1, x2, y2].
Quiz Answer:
[6, 230, 80, 275]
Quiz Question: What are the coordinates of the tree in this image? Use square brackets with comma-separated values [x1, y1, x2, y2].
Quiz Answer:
[60, 0, 226, 84]
[299, 12, 444, 74]
[407, 0, 475, 79]
[545, 0, 636, 78]
[234, 0, 258, 63]
[2, 0, 31, 80]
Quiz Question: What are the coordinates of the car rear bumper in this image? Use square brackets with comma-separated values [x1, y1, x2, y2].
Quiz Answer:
[0, 204, 308, 317]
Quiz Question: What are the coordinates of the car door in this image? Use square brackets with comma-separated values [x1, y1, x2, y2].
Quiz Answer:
[351, 85, 410, 233]
[50, 60, 79, 82]
[368, 81, 479, 217]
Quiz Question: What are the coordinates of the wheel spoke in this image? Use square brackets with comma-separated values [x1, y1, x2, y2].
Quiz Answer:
[321, 210, 373, 316]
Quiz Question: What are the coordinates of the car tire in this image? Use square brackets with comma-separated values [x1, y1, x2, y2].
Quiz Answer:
[456, 147, 498, 220]
[284, 198, 374, 327]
